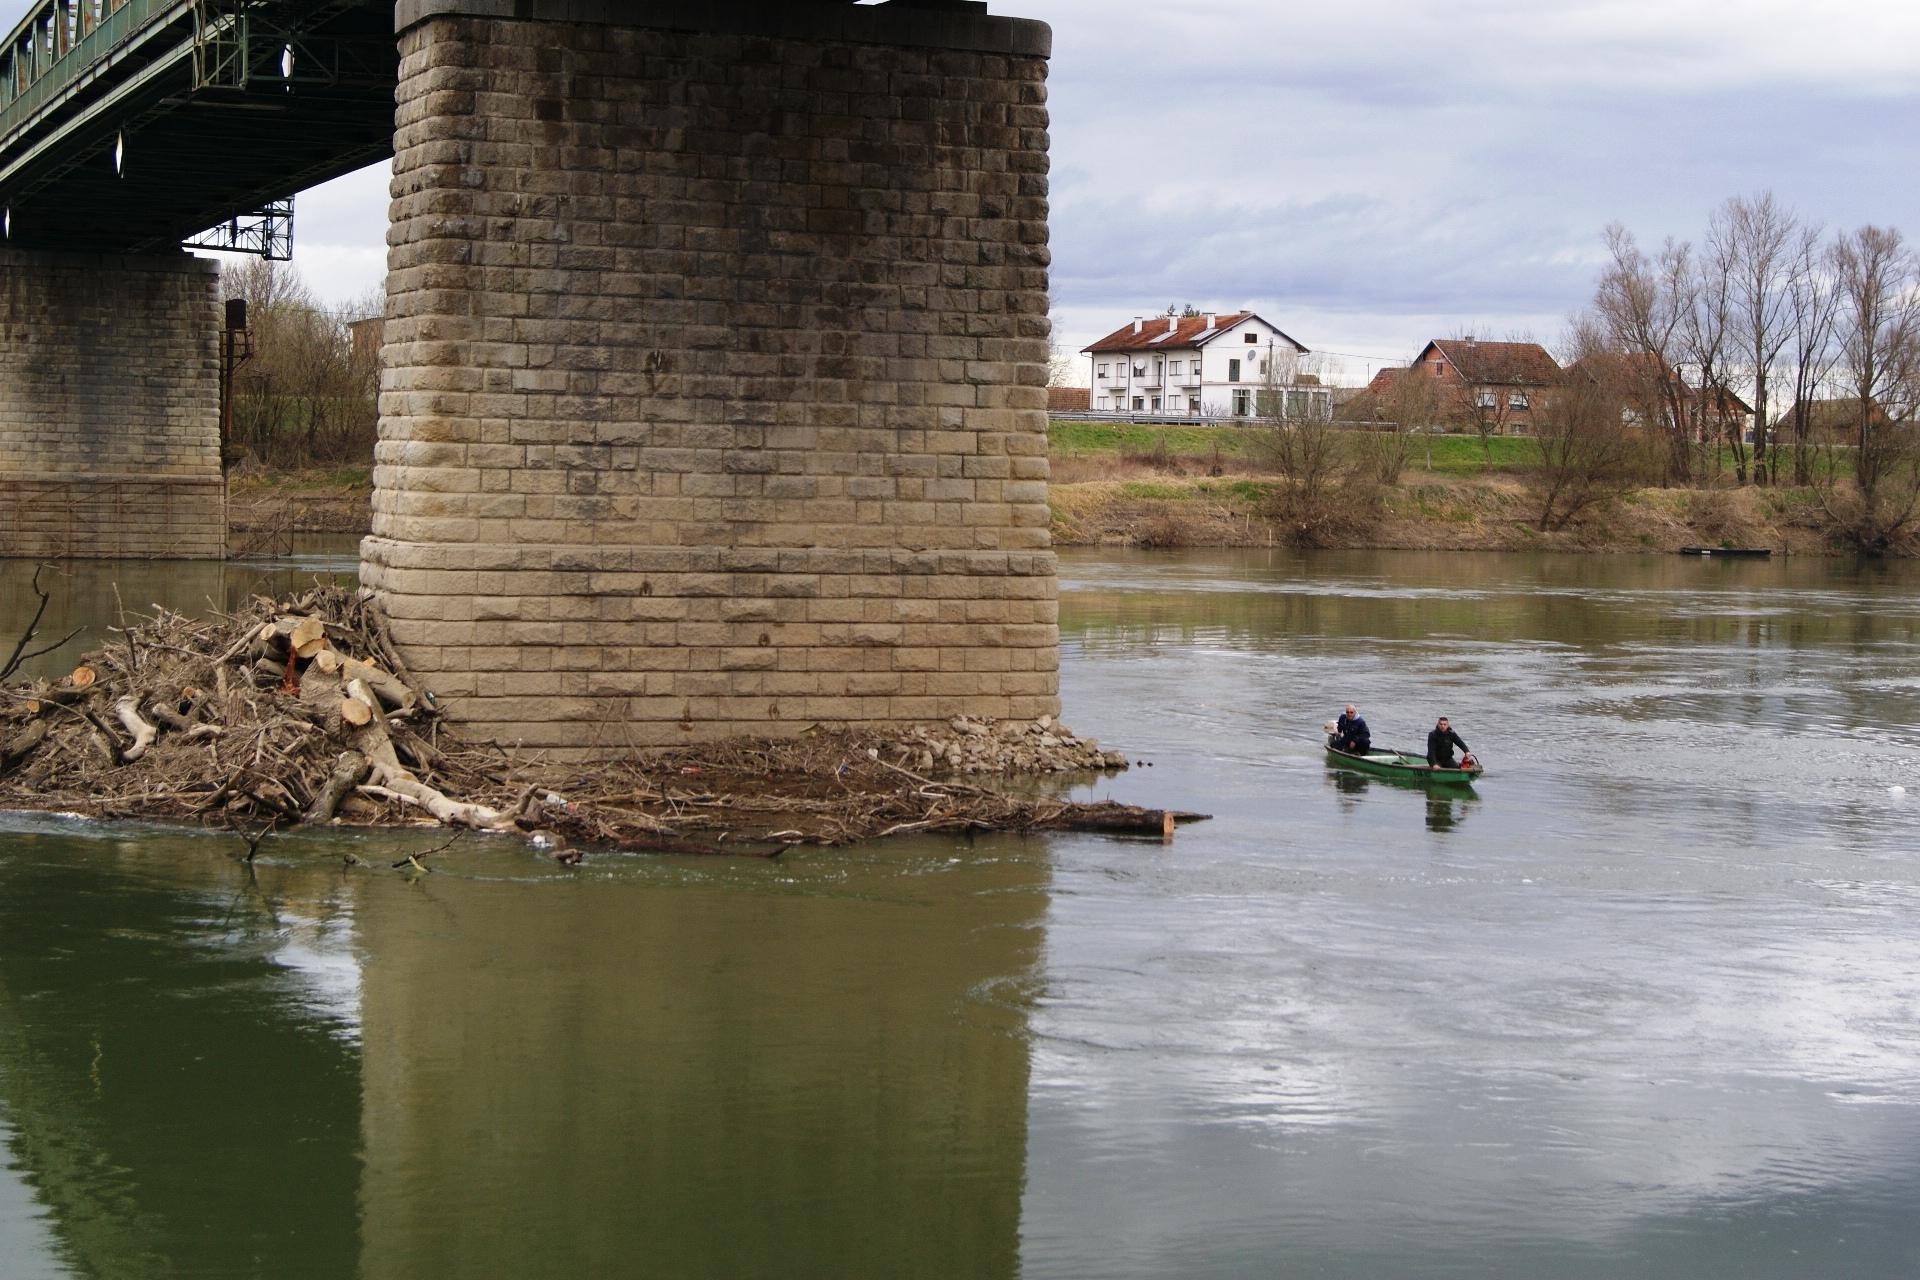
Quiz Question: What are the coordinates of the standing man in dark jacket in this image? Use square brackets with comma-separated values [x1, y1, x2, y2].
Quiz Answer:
[1333, 704, 1371, 754]
[1426, 717, 1472, 769]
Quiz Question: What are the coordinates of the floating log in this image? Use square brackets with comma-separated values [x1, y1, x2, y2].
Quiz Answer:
[1028, 802, 1210, 837]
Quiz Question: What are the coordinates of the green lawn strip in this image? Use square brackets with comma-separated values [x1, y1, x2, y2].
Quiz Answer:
[1048, 420, 1261, 458]
[1049, 420, 1544, 474]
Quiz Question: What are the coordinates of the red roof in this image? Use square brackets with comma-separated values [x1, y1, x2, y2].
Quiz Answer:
[1568, 353, 1754, 414]
[1419, 339, 1561, 387]
[1082, 311, 1307, 355]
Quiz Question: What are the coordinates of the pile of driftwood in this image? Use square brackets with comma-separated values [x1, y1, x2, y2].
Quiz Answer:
[0, 585, 1204, 859]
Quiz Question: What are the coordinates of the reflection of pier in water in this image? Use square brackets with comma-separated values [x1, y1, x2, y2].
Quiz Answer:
[0, 833, 1048, 1277]
[0, 830, 363, 1277]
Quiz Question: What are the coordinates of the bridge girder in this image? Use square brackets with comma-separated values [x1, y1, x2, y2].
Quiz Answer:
[0, 0, 396, 255]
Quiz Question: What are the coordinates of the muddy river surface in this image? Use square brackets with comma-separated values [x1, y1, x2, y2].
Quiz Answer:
[2, 547, 1919, 1278]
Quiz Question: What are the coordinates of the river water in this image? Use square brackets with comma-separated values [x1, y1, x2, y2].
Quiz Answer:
[2, 547, 1919, 1278]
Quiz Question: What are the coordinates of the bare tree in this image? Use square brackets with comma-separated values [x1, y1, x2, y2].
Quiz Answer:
[1046, 313, 1078, 389]
[1594, 224, 1696, 484]
[1367, 367, 1441, 477]
[1255, 364, 1352, 544]
[1681, 232, 1738, 479]
[221, 260, 379, 469]
[1781, 223, 1840, 485]
[1820, 225, 1920, 550]
[1714, 193, 1799, 484]
[1534, 318, 1657, 531]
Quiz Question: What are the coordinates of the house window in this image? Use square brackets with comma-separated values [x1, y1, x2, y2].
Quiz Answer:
[1244, 332, 1258, 343]
[1432, 362, 1444, 377]
[1232, 389, 1252, 416]
[1188, 397, 1201, 414]
[1476, 390, 1497, 409]
[1133, 364, 1146, 377]
[1169, 359, 1182, 376]
[1151, 397, 1161, 411]
[1509, 392, 1530, 409]
[1228, 358, 1241, 382]
[1132, 397, 1145, 411]
[1096, 363, 1107, 378]
[1097, 396, 1107, 411]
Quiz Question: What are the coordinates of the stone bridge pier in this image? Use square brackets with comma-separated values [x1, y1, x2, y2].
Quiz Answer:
[0, 250, 225, 559]
[364, 1, 1059, 750]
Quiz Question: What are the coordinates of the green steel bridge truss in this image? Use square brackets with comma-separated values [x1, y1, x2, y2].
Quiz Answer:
[0, 0, 393, 256]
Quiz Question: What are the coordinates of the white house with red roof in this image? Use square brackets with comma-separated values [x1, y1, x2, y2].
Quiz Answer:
[1080, 311, 1328, 420]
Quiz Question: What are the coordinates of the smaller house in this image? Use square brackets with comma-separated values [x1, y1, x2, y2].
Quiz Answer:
[1410, 338, 1560, 432]
[1082, 311, 1330, 420]
[1048, 386, 1091, 414]
[1365, 366, 1405, 395]
[1776, 397, 1897, 446]
[1337, 366, 1411, 423]
[1566, 352, 1752, 441]
[347, 316, 384, 365]
[1688, 383, 1754, 442]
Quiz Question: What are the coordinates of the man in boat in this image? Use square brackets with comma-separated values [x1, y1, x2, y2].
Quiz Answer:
[1426, 717, 1474, 770]
[1332, 705, 1371, 754]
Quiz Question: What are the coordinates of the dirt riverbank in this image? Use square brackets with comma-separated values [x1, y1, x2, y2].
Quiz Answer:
[1047, 471, 1840, 555]
[225, 459, 1847, 559]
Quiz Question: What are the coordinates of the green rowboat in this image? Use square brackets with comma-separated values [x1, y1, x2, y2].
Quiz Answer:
[1326, 742, 1482, 785]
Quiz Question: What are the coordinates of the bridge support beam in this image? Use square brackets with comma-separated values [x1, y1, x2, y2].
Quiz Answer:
[0, 250, 225, 560]
[365, 2, 1058, 750]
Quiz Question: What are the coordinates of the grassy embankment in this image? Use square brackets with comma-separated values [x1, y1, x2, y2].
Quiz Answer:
[225, 428, 1842, 556]
[227, 465, 373, 543]
[1048, 421, 1839, 553]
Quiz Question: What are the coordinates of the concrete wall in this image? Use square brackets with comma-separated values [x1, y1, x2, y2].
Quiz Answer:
[365, 1, 1059, 750]
[0, 249, 224, 560]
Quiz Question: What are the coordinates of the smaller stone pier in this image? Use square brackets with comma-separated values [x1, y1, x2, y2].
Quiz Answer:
[0, 249, 225, 560]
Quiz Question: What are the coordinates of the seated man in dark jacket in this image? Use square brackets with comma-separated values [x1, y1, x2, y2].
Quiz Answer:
[1426, 717, 1472, 769]
[1332, 704, 1371, 754]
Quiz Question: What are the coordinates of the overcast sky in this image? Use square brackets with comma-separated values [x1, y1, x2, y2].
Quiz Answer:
[282, 0, 1920, 386]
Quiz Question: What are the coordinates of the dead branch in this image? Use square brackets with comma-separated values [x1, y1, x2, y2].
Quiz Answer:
[113, 697, 158, 762]
[0, 566, 83, 683]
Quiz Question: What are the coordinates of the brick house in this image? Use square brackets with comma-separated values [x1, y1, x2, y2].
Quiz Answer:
[1410, 338, 1561, 433]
